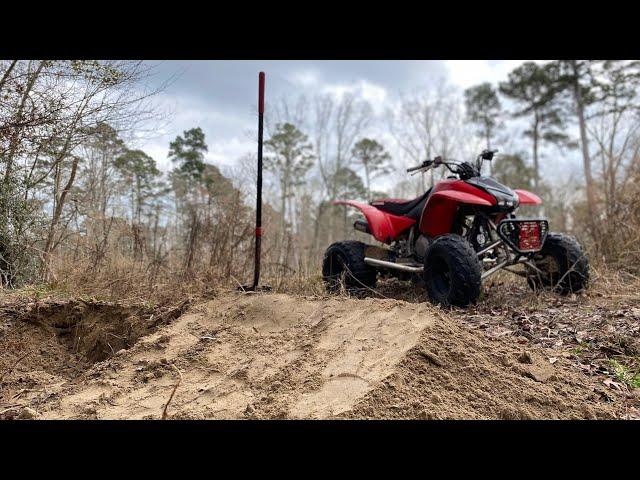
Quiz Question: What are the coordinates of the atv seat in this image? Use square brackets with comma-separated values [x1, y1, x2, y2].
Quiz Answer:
[370, 189, 431, 220]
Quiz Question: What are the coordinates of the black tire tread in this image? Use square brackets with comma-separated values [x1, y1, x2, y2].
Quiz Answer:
[424, 234, 482, 307]
[528, 232, 589, 294]
[322, 241, 377, 293]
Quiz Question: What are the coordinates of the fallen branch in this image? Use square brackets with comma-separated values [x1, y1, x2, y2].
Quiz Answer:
[161, 363, 183, 420]
[0, 405, 24, 416]
[230, 275, 257, 295]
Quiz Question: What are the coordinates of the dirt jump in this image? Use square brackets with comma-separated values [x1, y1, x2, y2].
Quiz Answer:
[1, 288, 631, 420]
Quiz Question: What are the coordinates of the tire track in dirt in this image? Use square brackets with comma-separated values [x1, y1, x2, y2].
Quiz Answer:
[28, 293, 434, 419]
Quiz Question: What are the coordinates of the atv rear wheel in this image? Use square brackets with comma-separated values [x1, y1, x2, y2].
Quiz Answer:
[526, 232, 589, 295]
[423, 234, 482, 307]
[322, 241, 377, 293]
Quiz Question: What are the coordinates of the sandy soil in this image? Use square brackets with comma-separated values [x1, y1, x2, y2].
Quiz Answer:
[1, 289, 631, 420]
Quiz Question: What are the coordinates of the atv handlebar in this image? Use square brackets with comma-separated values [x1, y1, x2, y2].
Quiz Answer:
[407, 156, 480, 180]
[406, 156, 442, 173]
[408, 150, 497, 179]
[406, 161, 431, 173]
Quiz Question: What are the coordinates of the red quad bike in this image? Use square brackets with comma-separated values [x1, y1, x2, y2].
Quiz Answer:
[322, 150, 589, 307]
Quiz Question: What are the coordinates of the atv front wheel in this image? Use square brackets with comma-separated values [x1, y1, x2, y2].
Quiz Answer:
[322, 241, 377, 293]
[526, 232, 589, 295]
[423, 234, 482, 307]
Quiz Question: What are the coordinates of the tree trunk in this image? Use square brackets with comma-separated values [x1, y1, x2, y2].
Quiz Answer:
[4, 61, 44, 186]
[486, 127, 493, 176]
[364, 163, 371, 201]
[41, 155, 80, 281]
[532, 113, 540, 191]
[311, 201, 326, 256]
[280, 180, 287, 265]
[571, 64, 598, 234]
[0, 60, 18, 94]
[184, 208, 200, 273]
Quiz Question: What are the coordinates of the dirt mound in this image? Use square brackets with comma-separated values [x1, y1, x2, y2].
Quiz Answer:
[28, 294, 434, 419]
[1, 291, 625, 419]
[343, 314, 622, 419]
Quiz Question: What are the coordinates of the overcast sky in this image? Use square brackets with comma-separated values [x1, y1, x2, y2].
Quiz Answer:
[134, 60, 580, 191]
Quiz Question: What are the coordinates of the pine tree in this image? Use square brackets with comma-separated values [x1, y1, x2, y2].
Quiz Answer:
[115, 149, 161, 224]
[169, 127, 208, 184]
[351, 138, 391, 201]
[464, 83, 501, 175]
[499, 62, 572, 191]
[264, 122, 315, 243]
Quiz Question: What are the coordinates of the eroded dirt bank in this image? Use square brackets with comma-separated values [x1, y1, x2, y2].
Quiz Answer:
[0, 291, 630, 419]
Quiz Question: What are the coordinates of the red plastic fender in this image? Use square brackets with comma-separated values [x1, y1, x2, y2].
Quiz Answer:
[514, 189, 543, 205]
[429, 190, 493, 207]
[332, 200, 416, 244]
[419, 190, 493, 238]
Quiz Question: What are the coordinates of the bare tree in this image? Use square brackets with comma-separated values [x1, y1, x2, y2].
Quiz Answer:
[587, 61, 640, 215]
[0, 60, 167, 282]
[310, 93, 372, 247]
[389, 81, 472, 193]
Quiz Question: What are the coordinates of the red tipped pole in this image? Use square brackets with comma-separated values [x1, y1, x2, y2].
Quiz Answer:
[252, 72, 265, 289]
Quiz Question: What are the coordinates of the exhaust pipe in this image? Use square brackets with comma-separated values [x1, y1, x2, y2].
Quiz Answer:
[354, 220, 370, 234]
[364, 257, 424, 273]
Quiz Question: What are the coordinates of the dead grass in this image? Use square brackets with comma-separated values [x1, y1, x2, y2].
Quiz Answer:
[45, 258, 219, 306]
[43, 253, 331, 305]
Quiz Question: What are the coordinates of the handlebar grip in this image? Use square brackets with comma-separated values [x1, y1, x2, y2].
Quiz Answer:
[407, 160, 432, 173]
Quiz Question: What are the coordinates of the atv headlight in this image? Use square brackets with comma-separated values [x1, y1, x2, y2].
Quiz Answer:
[490, 190, 519, 209]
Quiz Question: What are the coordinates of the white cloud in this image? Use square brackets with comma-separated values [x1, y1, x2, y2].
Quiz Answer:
[288, 69, 320, 87]
[444, 60, 544, 89]
[142, 143, 172, 171]
[320, 79, 388, 115]
[359, 81, 387, 110]
[207, 136, 254, 167]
